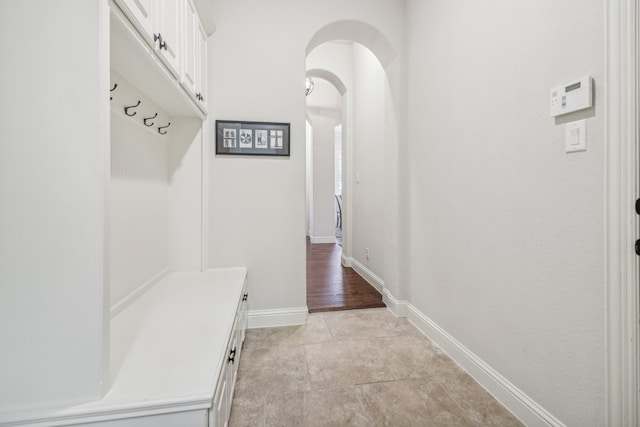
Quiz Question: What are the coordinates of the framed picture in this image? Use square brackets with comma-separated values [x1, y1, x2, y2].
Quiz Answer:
[216, 120, 290, 156]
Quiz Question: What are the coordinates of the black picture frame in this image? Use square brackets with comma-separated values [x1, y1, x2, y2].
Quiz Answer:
[215, 120, 290, 156]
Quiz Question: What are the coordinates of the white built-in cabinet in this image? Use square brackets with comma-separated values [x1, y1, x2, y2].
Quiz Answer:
[114, 0, 207, 112]
[5, 270, 250, 427]
[198, 24, 208, 108]
[182, 0, 198, 99]
[115, 0, 182, 78]
[212, 290, 248, 427]
[154, 0, 182, 78]
[0, 2, 236, 426]
[119, 0, 154, 41]
[114, 0, 181, 77]
[109, 2, 246, 427]
[181, 0, 207, 106]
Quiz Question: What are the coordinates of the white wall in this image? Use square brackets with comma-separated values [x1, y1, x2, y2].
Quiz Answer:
[207, 0, 405, 316]
[306, 78, 342, 242]
[404, 0, 604, 424]
[0, 0, 109, 410]
[310, 113, 338, 241]
[351, 44, 386, 279]
[109, 75, 171, 310]
[168, 118, 205, 273]
[305, 119, 313, 236]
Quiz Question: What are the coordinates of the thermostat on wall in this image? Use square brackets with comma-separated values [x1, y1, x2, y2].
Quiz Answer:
[550, 75, 593, 117]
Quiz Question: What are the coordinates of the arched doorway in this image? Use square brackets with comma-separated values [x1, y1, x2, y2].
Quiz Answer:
[305, 72, 345, 245]
[305, 21, 402, 310]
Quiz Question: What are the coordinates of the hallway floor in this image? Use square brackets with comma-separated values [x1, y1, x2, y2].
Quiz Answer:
[306, 239, 385, 313]
[229, 308, 523, 426]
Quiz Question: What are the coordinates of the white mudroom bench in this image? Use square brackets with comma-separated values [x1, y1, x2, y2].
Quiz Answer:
[2, 268, 247, 427]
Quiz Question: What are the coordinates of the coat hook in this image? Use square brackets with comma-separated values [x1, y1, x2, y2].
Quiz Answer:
[143, 113, 157, 127]
[110, 83, 118, 100]
[124, 100, 141, 116]
[158, 122, 171, 135]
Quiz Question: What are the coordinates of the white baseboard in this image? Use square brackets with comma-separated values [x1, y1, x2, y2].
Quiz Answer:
[341, 254, 352, 267]
[402, 303, 565, 427]
[309, 235, 337, 244]
[247, 307, 308, 328]
[382, 288, 409, 318]
[350, 258, 384, 294]
[340, 263, 562, 426]
[110, 267, 170, 319]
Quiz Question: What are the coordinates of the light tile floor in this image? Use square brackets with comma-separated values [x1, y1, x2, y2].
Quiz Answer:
[229, 308, 524, 427]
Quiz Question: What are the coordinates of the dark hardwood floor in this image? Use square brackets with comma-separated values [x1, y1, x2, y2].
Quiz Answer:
[306, 238, 386, 313]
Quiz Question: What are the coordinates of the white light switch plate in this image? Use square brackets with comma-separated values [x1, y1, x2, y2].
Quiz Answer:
[565, 119, 586, 153]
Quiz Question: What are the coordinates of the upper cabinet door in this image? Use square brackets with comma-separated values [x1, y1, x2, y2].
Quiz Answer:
[113, 0, 207, 115]
[181, 0, 198, 99]
[153, 0, 183, 79]
[115, 0, 156, 45]
[197, 24, 207, 109]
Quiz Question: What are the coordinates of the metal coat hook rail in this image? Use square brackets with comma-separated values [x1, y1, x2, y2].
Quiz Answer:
[158, 122, 171, 135]
[124, 100, 141, 116]
[143, 113, 157, 127]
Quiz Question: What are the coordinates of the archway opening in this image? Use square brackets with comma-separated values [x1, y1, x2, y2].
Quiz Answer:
[305, 20, 399, 312]
[306, 75, 343, 244]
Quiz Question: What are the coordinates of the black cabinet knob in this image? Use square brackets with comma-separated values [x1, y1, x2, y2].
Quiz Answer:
[228, 347, 237, 364]
[635, 239, 640, 256]
[636, 198, 640, 215]
[242, 293, 248, 302]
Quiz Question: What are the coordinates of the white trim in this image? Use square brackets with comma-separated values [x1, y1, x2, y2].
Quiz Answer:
[200, 116, 208, 273]
[382, 287, 409, 318]
[605, 0, 639, 425]
[110, 266, 170, 318]
[100, 0, 112, 397]
[346, 258, 402, 316]
[0, 402, 210, 427]
[341, 254, 352, 267]
[350, 258, 384, 293]
[247, 307, 308, 328]
[309, 235, 337, 244]
[401, 303, 564, 427]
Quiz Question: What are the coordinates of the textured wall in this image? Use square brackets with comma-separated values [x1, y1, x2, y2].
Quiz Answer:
[404, 0, 605, 424]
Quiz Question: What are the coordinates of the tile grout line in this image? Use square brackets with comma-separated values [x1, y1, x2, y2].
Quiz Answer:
[352, 383, 372, 424]
[233, 308, 523, 426]
[430, 380, 477, 425]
